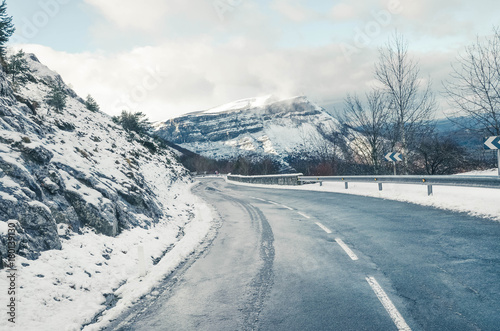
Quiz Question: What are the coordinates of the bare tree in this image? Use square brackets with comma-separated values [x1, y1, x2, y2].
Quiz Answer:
[340, 90, 391, 174]
[375, 33, 436, 174]
[298, 125, 340, 163]
[444, 27, 500, 136]
[415, 134, 466, 175]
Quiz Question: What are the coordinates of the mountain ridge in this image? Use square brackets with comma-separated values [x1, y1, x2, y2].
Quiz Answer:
[154, 95, 343, 165]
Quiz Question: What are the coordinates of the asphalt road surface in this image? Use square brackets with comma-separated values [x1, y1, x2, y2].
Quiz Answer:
[109, 178, 500, 330]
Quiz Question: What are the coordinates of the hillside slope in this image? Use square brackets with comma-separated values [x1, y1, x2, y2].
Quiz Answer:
[0, 54, 214, 329]
[0, 54, 196, 261]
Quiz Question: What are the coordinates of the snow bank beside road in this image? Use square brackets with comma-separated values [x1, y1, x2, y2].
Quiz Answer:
[226, 171, 500, 221]
[0, 184, 214, 331]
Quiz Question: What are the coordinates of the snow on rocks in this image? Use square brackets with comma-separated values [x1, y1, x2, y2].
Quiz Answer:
[0, 53, 214, 329]
[0, 185, 214, 331]
[154, 95, 343, 164]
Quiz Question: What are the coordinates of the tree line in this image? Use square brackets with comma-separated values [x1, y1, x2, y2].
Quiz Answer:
[332, 30, 500, 176]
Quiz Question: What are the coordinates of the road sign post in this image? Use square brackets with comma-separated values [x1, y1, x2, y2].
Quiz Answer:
[384, 152, 402, 175]
[483, 136, 500, 176]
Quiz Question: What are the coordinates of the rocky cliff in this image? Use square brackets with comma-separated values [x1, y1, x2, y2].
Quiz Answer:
[154, 95, 343, 163]
[0, 54, 190, 266]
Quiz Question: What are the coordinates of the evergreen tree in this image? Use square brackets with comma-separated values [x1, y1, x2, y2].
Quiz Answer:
[46, 81, 67, 112]
[0, 0, 15, 58]
[84, 94, 100, 112]
[6, 49, 29, 90]
[112, 110, 151, 135]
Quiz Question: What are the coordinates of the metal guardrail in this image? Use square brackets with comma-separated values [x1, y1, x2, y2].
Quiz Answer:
[299, 175, 500, 196]
[225, 173, 500, 196]
[227, 174, 302, 186]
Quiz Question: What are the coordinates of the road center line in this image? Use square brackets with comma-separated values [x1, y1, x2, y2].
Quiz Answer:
[266, 200, 294, 211]
[297, 212, 311, 219]
[366, 276, 412, 331]
[315, 222, 332, 234]
[335, 238, 359, 261]
[254, 197, 266, 202]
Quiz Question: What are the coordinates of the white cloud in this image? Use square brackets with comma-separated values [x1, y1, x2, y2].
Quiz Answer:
[13, 0, 500, 123]
[270, 0, 320, 22]
[395, 0, 498, 38]
[17, 38, 388, 122]
[17, 32, 459, 123]
[83, 0, 218, 32]
[84, 0, 169, 31]
[330, 3, 357, 21]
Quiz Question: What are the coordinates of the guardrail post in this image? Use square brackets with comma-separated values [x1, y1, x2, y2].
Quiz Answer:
[345, 182, 348, 190]
[427, 184, 433, 196]
[498, 149, 500, 176]
[378, 183, 383, 191]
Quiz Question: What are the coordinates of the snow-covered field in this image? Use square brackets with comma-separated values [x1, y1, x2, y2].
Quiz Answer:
[227, 169, 500, 221]
[0, 183, 214, 331]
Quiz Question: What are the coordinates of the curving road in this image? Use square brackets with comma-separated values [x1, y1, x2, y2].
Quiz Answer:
[109, 178, 500, 330]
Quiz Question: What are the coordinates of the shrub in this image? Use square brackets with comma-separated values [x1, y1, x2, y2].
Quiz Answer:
[112, 111, 151, 135]
[46, 81, 67, 113]
[84, 94, 100, 112]
[6, 49, 29, 90]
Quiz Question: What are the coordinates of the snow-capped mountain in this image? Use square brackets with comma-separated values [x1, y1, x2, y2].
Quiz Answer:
[155, 95, 343, 162]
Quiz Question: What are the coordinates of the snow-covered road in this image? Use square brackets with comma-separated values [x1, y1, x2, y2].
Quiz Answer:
[109, 178, 500, 330]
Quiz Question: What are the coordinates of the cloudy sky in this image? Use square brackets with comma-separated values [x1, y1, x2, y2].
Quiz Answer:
[6, 0, 500, 121]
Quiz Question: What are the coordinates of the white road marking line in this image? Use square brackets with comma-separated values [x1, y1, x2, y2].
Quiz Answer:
[335, 238, 359, 261]
[297, 212, 311, 219]
[366, 276, 412, 331]
[254, 198, 266, 202]
[267, 200, 295, 211]
[315, 222, 332, 234]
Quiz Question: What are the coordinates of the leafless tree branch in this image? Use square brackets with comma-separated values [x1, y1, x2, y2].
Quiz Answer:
[444, 27, 500, 136]
[375, 33, 436, 173]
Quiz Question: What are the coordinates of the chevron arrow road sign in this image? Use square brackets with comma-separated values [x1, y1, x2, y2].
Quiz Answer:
[384, 152, 402, 162]
[484, 136, 500, 150]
